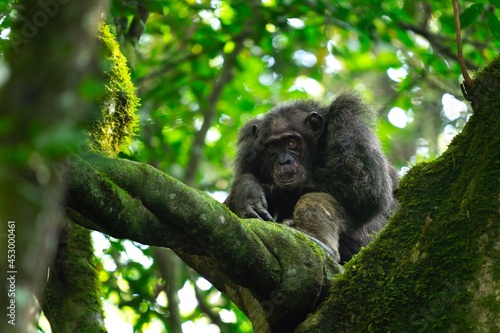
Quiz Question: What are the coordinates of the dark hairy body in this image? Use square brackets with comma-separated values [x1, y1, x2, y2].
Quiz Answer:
[224, 92, 398, 263]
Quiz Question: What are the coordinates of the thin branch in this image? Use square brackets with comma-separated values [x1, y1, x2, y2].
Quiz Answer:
[452, 0, 476, 98]
[136, 52, 200, 87]
[398, 22, 478, 71]
[154, 248, 183, 333]
[188, 269, 224, 327]
[127, 2, 149, 44]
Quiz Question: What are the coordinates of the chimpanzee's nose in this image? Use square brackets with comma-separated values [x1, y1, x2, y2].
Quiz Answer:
[279, 154, 293, 165]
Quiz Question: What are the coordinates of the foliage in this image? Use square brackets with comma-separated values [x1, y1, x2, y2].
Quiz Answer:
[91, 0, 500, 331]
[110, 0, 500, 178]
[1, 0, 499, 332]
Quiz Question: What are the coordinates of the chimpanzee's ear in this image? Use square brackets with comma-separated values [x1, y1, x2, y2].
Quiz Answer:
[305, 112, 324, 134]
[252, 124, 259, 139]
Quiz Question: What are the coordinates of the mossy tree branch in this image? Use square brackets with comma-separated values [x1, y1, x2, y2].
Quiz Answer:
[66, 154, 339, 332]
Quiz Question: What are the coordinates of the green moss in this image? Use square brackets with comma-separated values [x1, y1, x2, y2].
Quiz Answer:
[43, 223, 107, 332]
[297, 54, 500, 333]
[88, 23, 140, 156]
[43, 23, 140, 332]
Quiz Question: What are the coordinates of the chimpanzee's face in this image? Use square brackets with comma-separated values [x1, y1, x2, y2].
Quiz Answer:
[253, 109, 323, 190]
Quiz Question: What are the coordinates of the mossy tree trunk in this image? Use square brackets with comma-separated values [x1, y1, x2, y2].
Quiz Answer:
[0, 1, 106, 332]
[41, 21, 140, 332]
[42, 222, 106, 332]
[66, 55, 499, 333]
[296, 57, 500, 332]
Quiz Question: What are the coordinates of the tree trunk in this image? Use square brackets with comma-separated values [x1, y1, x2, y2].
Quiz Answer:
[43, 222, 106, 332]
[297, 57, 500, 332]
[0, 1, 105, 332]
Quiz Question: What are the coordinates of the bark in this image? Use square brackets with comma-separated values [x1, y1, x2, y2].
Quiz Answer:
[66, 56, 499, 331]
[66, 154, 339, 332]
[43, 222, 106, 332]
[0, 1, 105, 332]
[42, 20, 139, 333]
[297, 57, 500, 332]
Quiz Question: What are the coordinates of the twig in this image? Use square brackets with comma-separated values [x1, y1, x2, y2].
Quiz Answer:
[188, 269, 224, 327]
[452, 0, 475, 98]
[397, 22, 478, 71]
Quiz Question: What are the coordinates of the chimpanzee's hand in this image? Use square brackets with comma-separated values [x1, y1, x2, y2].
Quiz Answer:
[224, 174, 274, 221]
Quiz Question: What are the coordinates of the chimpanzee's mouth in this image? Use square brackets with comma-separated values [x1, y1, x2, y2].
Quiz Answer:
[275, 166, 304, 188]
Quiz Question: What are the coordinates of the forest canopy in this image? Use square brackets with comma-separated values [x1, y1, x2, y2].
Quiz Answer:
[0, 0, 499, 332]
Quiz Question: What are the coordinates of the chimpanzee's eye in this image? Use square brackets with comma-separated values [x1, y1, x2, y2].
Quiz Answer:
[287, 138, 298, 150]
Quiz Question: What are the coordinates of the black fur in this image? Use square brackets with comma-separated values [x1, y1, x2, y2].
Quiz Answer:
[224, 92, 398, 263]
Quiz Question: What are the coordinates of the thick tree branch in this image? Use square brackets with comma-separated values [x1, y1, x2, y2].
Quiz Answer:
[66, 153, 339, 331]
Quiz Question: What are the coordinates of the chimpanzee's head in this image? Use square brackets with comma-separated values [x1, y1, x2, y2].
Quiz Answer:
[252, 101, 324, 190]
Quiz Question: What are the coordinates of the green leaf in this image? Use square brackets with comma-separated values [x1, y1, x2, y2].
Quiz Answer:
[146, 2, 165, 15]
[486, 11, 500, 39]
[440, 15, 457, 34]
[460, 4, 483, 29]
[396, 30, 414, 48]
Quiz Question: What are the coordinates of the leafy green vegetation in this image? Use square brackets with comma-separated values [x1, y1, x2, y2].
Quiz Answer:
[92, 1, 499, 331]
[0, 0, 498, 332]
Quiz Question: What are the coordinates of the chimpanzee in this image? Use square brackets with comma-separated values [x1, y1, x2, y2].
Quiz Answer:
[224, 92, 398, 263]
